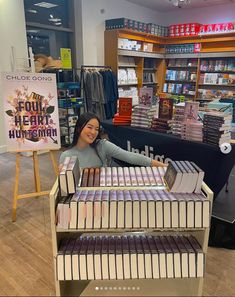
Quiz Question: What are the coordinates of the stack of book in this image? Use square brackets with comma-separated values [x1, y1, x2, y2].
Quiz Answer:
[169, 103, 185, 136]
[56, 234, 204, 281]
[181, 120, 203, 142]
[113, 97, 132, 126]
[150, 116, 171, 133]
[131, 105, 157, 129]
[57, 188, 210, 230]
[203, 112, 232, 146]
[59, 156, 80, 196]
[164, 160, 205, 194]
[113, 113, 131, 125]
[179, 102, 203, 142]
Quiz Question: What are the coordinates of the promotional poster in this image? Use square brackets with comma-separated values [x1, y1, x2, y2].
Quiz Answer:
[2, 72, 61, 152]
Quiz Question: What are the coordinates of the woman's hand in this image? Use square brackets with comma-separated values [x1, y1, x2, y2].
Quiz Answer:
[151, 159, 168, 167]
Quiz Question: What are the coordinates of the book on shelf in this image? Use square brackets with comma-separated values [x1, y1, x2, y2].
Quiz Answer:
[59, 156, 80, 196]
[56, 234, 206, 281]
[57, 188, 211, 230]
[78, 166, 166, 188]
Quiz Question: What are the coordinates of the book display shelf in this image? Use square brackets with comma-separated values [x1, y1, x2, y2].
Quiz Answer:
[57, 82, 85, 146]
[50, 166, 213, 297]
[105, 29, 235, 100]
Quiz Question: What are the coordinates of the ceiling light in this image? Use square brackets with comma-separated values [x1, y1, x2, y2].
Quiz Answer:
[27, 9, 38, 13]
[169, 0, 191, 8]
[27, 29, 39, 33]
[48, 18, 61, 22]
[34, 2, 58, 8]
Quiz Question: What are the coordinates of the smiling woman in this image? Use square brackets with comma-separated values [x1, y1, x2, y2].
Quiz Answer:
[59, 112, 166, 168]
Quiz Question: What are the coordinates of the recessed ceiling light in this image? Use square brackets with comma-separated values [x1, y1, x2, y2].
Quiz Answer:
[27, 9, 38, 13]
[48, 18, 61, 22]
[34, 2, 58, 8]
[27, 29, 39, 33]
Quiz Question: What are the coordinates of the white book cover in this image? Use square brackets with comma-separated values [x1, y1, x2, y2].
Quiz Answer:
[101, 190, 109, 229]
[138, 190, 148, 228]
[101, 236, 109, 280]
[116, 237, 124, 280]
[94, 237, 102, 280]
[105, 167, 112, 187]
[69, 192, 80, 229]
[150, 190, 163, 228]
[134, 167, 144, 186]
[79, 254, 87, 280]
[124, 190, 132, 229]
[111, 167, 118, 186]
[166, 191, 179, 228]
[158, 191, 171, 228]
[117, 190, 125, 228]
[72, 254, 79, 280]
[87, 254, 95, 279]
[140, 167, 151, 186]
[131, 190, 140, 228]
[151, 167, 164, 186]
[146, 167, 157, 186]
[146, 190, 156, 228]
[174, 193, 187, 228]
[77, 190, 88, 229]
[190, 161, 204, 193]
[123, 167, 131, 186]
[109, 191, 117, 228]
[85, 190, 95, 229]
[108, 237, 116, 279]
[93, 190, 102, 229]
[129, 167, 138, 186]
[66, 156, 80, 194]
[100, 167, 106, 186]
[117, 167, 125, 186]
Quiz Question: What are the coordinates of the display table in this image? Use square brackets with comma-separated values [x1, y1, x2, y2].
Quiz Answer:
[101, 120, 235, 197]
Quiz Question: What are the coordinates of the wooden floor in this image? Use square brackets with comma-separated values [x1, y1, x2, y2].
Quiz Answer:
[0, 151, 235, 296]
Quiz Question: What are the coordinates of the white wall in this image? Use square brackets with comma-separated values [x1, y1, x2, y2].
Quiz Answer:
[0, 0, 28, 153]
[81, 0, 164, 65]
[161, 3, 235, 25]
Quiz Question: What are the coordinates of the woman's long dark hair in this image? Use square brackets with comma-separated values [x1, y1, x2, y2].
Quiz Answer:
[71, 112, 103, 164]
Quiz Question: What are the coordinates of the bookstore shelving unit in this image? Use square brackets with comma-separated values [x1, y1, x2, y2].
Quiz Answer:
[58, 82, 85, 146]
[50, 178, 213, 297]
[104, 29, 235, 99]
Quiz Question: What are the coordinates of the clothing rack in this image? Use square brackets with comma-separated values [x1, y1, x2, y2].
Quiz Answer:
[80, 65, 113, 115]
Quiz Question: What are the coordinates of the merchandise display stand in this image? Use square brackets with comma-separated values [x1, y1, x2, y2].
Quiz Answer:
[49, 179, 213, 297]
[12, 150, 59, 222]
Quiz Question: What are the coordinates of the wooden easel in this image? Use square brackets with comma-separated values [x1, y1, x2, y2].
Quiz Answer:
[12, 150, 59, 222]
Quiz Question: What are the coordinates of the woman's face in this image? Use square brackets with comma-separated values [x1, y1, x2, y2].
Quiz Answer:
[79, 118, 100, 145]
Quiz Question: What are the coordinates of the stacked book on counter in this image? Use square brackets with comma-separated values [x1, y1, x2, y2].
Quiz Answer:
[203, 112, 232, 146]
[131, 105, 157, 129]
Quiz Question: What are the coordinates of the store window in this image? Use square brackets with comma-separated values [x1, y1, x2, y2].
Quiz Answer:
[24, 0, 74, 60]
